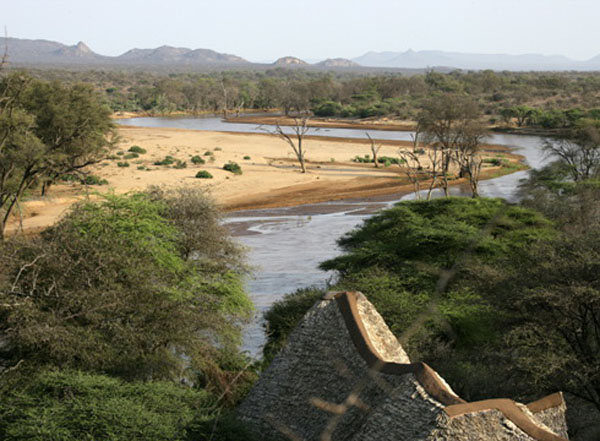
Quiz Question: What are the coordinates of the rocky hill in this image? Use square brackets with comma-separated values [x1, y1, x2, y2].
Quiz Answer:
[0, 37, 249, 67]
[273, 56, 308, 66]
[316, 58, 359, 68]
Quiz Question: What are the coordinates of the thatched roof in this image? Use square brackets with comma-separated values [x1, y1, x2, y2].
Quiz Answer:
[238, 291, 568, 441]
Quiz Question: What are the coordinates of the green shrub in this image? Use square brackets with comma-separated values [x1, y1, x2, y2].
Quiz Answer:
[154, 156, 176, 166]
[137, 166, 146, 170]
[313, 100, 343, 117]
[483, 158, 505, 167]
[195, 170, 213, 179]
[191, 155, 205, 164]
[173, 160, 187, 169]
[117, 161, 130, 167]
[204, 151, 214, 156]
[60, 174, 108, 185]
[0, 192, 252, 381]
[0, 369, 214, 441]
[223, 162, 242, 175]
[243, 156, 251, 160]
[128, 145, 147, 154]
[351, 155, 405, 165]
[116, 151, 125, 156]
[124, 152, 139, 160]
[83, 175, 108, 185]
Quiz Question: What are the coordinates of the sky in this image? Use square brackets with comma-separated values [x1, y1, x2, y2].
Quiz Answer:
[3, 0, 600, 62]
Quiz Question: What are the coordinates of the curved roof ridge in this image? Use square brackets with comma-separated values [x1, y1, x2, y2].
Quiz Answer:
[331, 291, 567, 441]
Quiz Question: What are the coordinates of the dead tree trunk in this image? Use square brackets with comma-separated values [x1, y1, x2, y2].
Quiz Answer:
[366, 133, 382, 168]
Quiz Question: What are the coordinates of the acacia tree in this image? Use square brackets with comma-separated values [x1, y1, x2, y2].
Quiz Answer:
[0, 74, 115, 238]
[454, 122, 485, 197]
[418, 94, 485, 197]
[542, 125, 600, 182]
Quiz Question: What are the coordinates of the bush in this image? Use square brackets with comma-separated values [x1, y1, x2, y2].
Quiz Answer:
[243, 156, 251, 160]
[483, 158, 505, 167]
[204, 151, 214, 156]
[173, 160, 187, 169]
[196, 170, 213, 179]
[124, 152, 139, 159]
[0, 369, 213, 441]
[60, 174, 108, 185]
[154, 156, 176, 166]
[223, 161, 242, 175]
[351, 155, 405, 165]
[117, 161, 129, 167]
[191, 155, 205, 164]
[0, 191, 252, 381]
[83, 175, 108, 185]
[312, 101, 343, 117]
[128, 145, 147, 154]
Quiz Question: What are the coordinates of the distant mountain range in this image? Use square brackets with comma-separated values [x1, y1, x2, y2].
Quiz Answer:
[2, 37, 599, 71]
[352, 49, 600, 71]
[0, 38, 248, 67]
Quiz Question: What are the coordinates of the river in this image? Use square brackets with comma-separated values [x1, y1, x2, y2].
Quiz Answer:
[116, 116, 549, 357]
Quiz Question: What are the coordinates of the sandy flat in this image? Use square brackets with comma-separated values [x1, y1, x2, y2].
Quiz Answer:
[5, 126, 515, 236]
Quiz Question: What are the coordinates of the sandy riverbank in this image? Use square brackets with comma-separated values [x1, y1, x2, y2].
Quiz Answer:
[5, 126, 521, 236]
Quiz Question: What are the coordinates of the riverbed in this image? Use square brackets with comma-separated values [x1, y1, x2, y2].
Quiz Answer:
[116, 116, 550, 357]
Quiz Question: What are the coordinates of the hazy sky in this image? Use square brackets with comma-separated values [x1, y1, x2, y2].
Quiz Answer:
[4, 0, 600, 62]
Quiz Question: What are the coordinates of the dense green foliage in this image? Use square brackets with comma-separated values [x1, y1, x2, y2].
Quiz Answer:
[0, 72, 114, 237]
[0, 369, 258, 441]
[0, 191, 251, 381]
[0, 188, 258, 439]
[0, 369, 212, 441]
[266, 198, 558, 401]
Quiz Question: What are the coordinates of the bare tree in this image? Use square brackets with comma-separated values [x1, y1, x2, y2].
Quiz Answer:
[366, 133, 382, 168]
[220, 78, 228, 118]
[263, 115, 311, 173]
[398, 129, 425, 199]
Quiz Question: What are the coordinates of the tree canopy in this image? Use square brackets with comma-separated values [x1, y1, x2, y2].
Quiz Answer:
[0, 190, 252, 382]
[0, 73, 115, 238]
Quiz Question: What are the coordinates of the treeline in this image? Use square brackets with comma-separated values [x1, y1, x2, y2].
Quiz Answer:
[24, 68, 600, 126]
[500, 105, 600, 130]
